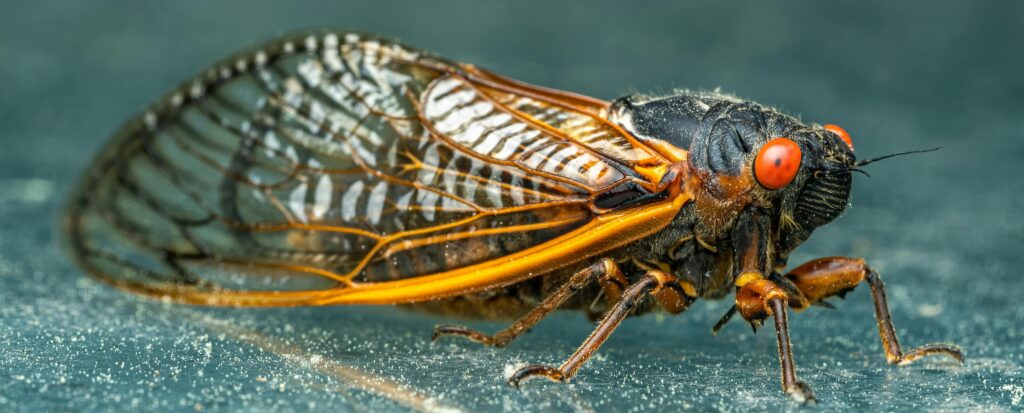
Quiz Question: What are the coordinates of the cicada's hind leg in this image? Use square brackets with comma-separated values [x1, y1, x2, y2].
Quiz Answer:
[781, 257, 964, 365]
[432, 258, 628, 348]
[509, 270, 695, 387]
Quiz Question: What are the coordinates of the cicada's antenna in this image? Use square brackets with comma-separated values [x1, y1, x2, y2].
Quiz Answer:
[821, 147, 941, 178]
[819, 167, 871, 178]
[855, 147, 941, 167]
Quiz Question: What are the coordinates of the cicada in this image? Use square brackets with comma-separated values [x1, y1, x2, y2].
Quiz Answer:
[64, 30, 963, 401]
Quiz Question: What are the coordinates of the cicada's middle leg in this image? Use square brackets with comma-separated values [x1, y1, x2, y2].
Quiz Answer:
[432, 258, 628, 348]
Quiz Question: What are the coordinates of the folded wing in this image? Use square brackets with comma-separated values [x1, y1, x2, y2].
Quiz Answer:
[63, 31, 678, 306]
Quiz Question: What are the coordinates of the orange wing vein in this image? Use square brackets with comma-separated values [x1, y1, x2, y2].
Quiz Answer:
[62, 30, 686, 306]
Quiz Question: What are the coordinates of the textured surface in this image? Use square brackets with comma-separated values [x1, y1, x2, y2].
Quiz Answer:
[1, 1, 1023, 411]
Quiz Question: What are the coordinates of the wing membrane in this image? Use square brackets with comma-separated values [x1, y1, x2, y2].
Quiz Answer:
[64, 31, 680, 305]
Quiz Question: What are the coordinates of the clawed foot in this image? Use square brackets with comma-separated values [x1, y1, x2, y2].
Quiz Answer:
[785, 380, 817, 404]
[894, 344, 964, 366]
[507, 364, 565, 388]
[431, 324, 502, 347]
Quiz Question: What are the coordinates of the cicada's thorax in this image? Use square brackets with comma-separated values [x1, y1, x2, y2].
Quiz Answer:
[606, 92, 764, 298]
[608, 91, 856, 299]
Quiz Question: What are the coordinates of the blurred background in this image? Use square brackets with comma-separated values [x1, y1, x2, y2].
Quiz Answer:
[1, 1, 1022, 411]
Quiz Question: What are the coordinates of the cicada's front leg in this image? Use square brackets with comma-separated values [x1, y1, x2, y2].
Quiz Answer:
[782, 257, 964, 365]
[729, 208, 816, 402]
[733, 273, 816, 402]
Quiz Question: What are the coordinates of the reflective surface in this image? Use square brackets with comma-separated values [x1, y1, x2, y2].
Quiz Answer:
[2, 1, 1023, 411]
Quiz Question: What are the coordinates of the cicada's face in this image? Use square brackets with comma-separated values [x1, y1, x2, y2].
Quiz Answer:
[611, 92, 857, 251]
[768, 124, 856, 252]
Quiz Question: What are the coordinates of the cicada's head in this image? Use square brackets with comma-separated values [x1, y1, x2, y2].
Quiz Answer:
[611, 92, 856, 253]
[756, 123, 857, 254]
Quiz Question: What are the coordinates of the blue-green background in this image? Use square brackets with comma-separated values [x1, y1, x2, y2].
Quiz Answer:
[2, 1, 1022, 411]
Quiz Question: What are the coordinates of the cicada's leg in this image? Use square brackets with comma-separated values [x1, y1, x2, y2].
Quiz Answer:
[735, 276, 815, 402]
[432, 258, 627, 348]
[509, 270, 694, 387]
[782, 257, 964, 365]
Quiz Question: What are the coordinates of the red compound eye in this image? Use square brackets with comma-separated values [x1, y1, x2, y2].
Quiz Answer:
[824, 124, 854, 151]
[754, 137, 802, 190]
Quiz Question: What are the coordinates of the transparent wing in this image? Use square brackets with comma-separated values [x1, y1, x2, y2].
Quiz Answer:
[63, 31, 674, 305]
